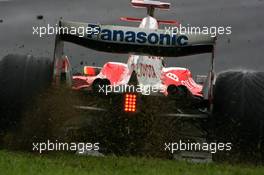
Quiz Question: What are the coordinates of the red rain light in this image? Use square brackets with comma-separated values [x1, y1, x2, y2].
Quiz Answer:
[124, 93, 137, 112]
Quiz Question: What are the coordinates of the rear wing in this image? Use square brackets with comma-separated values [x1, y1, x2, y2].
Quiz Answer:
[56, 20, 216, 57]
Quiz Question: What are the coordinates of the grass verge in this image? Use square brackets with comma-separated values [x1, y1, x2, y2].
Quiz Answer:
[0, 150, 264, 175]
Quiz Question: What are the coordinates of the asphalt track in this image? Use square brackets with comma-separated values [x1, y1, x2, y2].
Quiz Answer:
[0, 0, 263, 75]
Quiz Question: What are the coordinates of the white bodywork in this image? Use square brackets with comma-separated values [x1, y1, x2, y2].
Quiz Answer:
[127, 16, 164, 90]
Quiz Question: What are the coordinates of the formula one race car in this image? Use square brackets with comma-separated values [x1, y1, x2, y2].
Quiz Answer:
[53, 0, 215, 114]
[1, 0, 263, 162]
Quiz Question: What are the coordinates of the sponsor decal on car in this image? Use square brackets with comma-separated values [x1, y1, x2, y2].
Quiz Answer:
[87, 24, 188, 46]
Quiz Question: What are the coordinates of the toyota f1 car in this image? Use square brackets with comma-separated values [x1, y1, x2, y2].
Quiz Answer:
[1, 0, 264, 162]
[53, 0, 215, 114]
[50, 0, 216, 161]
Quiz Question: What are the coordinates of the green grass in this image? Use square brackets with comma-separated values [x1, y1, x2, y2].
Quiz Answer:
[0, 150, 263, 175]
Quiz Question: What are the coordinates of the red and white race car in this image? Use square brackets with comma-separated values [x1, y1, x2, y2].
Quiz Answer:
[53, 0, 215, 114]
[1, 0, 263, 162]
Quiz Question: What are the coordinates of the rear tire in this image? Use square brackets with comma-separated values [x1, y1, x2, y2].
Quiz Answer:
[0, 54, 53, 131]
[212, 70, 264, 161]
[92, 78, 110, 94]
